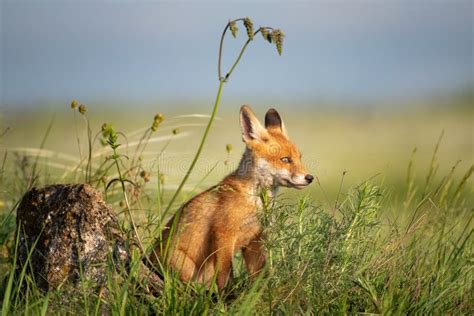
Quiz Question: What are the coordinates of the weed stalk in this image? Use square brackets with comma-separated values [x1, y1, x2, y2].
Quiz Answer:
[165, 18, 284, 213]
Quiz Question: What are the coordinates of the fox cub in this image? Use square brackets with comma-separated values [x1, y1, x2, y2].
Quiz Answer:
[151, 105, 313, 289]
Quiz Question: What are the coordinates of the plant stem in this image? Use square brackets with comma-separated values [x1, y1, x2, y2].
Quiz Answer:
[29, 115, 55, 190]
[225, 38, 252, 79]
[85, 117, 93, 184]
[156, 164, 162, 219]
[218, 18, 245, 80]
[218, 24, 230, 80]
[165, 79, 225, 214]
[164, 23, 261, 214]
[111, 146, 145, 253]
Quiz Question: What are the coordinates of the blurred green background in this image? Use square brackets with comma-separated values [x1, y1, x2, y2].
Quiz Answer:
[2, 101, 472, 206]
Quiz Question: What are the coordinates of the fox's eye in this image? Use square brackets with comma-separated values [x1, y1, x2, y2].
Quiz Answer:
[280, 157, 292, 164]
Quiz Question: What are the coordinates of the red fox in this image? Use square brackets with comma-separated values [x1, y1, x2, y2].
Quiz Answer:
[151, 105, 313, 289]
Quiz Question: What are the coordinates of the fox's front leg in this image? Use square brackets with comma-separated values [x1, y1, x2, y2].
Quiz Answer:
[168, 249, 198, 282]
[213, 238, 235, 289]
[242, 235, 266, 278]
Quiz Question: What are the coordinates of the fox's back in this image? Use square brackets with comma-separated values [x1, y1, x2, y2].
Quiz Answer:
[154, 187, 219, 263]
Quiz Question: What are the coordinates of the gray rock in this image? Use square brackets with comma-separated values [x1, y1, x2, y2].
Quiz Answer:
[15, 184, 130, 292]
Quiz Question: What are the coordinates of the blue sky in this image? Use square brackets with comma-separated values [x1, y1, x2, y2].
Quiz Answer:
[1, 1, 472, 109]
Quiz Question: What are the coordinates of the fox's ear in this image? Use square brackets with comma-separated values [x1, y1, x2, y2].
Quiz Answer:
[240, 105, 267, 144]
[265, 108, 288, 137]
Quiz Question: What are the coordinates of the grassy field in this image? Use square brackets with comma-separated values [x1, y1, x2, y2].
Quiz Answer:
[0, 103, 473, 314]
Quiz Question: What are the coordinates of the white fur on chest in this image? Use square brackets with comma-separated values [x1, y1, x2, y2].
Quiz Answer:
[246, 158, 280, 209]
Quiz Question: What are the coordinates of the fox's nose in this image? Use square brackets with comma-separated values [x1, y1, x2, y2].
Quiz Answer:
[305, 174, 314, 184]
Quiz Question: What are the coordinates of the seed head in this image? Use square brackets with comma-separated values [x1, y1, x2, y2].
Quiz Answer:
[172, 128, 180, 135]
[272, 29, 285, 56]
[226, 144, 233, 153]
[70, 100, 79, 109]
[159, 173, 165, 184]
[78, 104, 87, 114]
[154, 113, 164, 123]
[152, 113, 164, 132]
[229, 20, 238, 38]
[140, 170, 150, 182]
[100, 176, 108, 184]
[144, 173, 151, 183]
[101, 123, 115, 138]
[272, 29, 285, 55]
[260, 28, 272, 43]
[243, 18, 254, 40]
[102, 123, 117, 145]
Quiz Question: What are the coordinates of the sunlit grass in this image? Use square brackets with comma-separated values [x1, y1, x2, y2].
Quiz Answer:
[0, 102, 472, 313]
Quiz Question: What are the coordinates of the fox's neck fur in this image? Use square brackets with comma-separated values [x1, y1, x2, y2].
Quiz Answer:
[229, 147, 278, 201]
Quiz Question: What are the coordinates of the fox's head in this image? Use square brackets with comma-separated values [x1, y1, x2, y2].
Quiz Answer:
[239, 105, 313, 189]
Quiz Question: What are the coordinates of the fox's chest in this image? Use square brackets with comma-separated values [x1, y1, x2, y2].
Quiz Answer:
[235, 212, 262, 248]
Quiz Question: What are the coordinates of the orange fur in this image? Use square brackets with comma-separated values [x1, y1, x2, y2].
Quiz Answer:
[151, 105, 313, 289]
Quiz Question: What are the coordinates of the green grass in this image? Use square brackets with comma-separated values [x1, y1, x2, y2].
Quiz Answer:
[0, 103, 472, 314]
